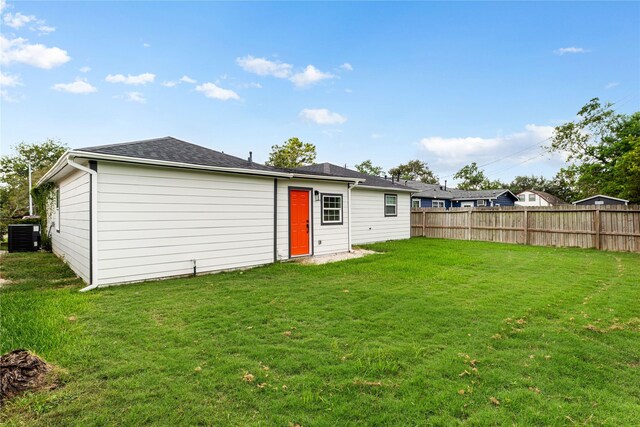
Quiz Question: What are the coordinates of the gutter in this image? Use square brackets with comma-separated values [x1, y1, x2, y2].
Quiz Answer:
[66, 157, 99, 292]
[347, 181, 359, 252]
[291, 173, 364, 183]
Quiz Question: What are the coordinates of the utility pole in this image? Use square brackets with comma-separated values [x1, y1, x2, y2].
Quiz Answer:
[28, 161, 33, 216]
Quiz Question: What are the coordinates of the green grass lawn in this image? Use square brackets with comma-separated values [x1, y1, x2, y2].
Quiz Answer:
[1, 239, 639, 426]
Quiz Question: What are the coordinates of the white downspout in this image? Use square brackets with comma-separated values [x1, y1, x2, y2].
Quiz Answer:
[67, 157, 99, 292]
[347, 181, 359, 252]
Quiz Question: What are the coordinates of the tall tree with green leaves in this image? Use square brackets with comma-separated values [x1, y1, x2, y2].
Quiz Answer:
[354, 160, 384, 176]
[265, 137, 316, 169]
[548, 98, 640, 203]
[507, 175, 551, 195]
[0, 139, 68, 218]
[388, 160, 438, 183]
[452, 162, 504, 190]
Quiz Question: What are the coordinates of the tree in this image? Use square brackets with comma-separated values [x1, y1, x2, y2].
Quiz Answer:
[452, 162, 505, 190]
[548, 99, 640, 203]
[354, 160, 384, 176]
[388, 160, 438, 183]
[507, 175, 551, 195]
[265, 137, 316, 169]
[0, 139, 68, 218]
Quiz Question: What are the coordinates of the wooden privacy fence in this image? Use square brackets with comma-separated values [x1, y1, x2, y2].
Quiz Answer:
[411, 205, 640, 252]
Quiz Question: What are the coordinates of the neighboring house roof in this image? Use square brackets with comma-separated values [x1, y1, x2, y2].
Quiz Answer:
[406, 180, 517, 201]
[405, 181, 455, 199]
[450, 189, 517, 201]
[295, 163, 414, 191]
[519, 190, 568, 205]
[572, 194, 629, 204]
[78, 136, 278, 173]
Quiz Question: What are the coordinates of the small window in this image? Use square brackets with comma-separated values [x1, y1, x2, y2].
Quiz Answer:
[477, 200, 486, 207]
[411, 199, 420, 208]
[432, 200, 445, 208]
[55, 187, 60, 232]
[518, 195, 525, 201]
[385, 194, 398, 216]
[528, 194, 536, 201]
[321, 194, 343, 224]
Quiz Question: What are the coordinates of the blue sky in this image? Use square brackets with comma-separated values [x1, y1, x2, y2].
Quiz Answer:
[1, 1, 639, 184]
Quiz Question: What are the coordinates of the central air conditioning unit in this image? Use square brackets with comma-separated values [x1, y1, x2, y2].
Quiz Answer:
[8, 224, 41, 253]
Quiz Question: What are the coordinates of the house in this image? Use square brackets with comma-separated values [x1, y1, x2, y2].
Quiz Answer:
[515, 190, 567, 207]
[294, 163, 414, 244]
[37, 137, 414, 289]
[408, 181, 518, 208]
[572, 195, 629, 206]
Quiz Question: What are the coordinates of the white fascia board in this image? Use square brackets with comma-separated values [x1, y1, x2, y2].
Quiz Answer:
[37, 151, 72, 186]
[290, 173, 364, 183]
[353, 185, 415, 193]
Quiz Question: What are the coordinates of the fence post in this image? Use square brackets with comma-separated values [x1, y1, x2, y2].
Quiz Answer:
[523, 209, 529, 245]
[422, 210, 426, 237]
[594, 207, 601, 250]
[467, 208, 472, 241]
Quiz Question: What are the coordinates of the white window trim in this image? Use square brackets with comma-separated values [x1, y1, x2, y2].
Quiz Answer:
[385, 194, 398, 217]
[412, 198, 420, 208]
[432, 200, 445, 208]
[55, 187, 60, 232]
[477, 199, 486, 207]
[321, 194, 343, 225]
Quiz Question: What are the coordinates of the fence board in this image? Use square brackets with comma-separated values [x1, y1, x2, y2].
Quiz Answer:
[411, 205, 640, 253]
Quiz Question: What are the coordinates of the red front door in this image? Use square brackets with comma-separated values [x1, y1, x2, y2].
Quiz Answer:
[290, 189, 310, 256]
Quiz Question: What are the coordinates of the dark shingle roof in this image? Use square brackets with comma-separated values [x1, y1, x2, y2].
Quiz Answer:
[406, 180, 516, 200]
[295, 163, 414, 190]
[450, 189, 515, 200]
[77, 136, 279, 172]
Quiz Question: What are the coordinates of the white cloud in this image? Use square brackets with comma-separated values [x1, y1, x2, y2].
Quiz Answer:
[237, 55, 292, 78]
[162, 81, 178, 87]
[300, 108, 347, 125]
[34, 24, 55, 35]
[340, 62, 353, 71]
[180, 75, 196, 84]
[370, 133, 384, 140]
[419, 124, 555, 167]
[3, 12, 35, 28]
[125, 91, 146, 103]
[105, 73, 155, 85]
[79, 66, 91, 73]
[142, 43, 150, 48]
[1, 89, 19, 102]
[0, 71, 22, 87]
[52, 78, 97, 94]
[0, 0, 7, 14]
[554, 47, 589, 55]
[238, 82, 262, 89]
[195, 82, 240, 101]
[0, 35, 70, 69]
[290, 65, 335, 87]
[605, 82, 619, 89]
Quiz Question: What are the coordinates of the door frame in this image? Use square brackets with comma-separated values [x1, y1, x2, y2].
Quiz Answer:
[288, 186, 313, 258]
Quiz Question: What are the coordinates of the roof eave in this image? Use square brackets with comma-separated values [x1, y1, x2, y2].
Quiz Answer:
[290, 173, 364, 183]
[355, 184, 415, 192]
[65, 150, 295, 178]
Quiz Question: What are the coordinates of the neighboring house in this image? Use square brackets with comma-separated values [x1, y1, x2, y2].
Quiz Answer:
[294, 163, 414, 244]
[408, 181, 518, 208]
[572, 195, 629, 206]
[515, 190, 568, 207]
[38, 137, 414, 288]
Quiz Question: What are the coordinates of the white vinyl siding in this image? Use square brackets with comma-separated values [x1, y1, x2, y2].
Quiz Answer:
[51, 169, 91, 282]
[351, 189, 410, 244]
[276, 179, 349, 259]
[96, 162, 275, 285]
